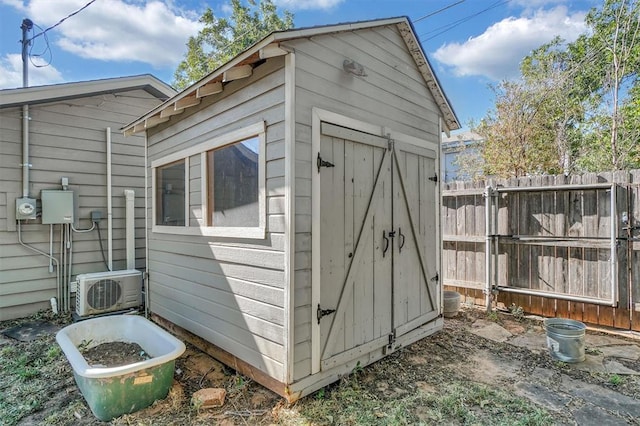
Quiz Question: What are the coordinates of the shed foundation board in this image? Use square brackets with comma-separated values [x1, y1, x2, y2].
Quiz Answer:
[151, 314, 287, 398]
[151, 313, 442, 402]
[289, 317, 443, 401]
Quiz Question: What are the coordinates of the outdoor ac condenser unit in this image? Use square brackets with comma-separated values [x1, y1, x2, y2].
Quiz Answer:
[75, 270, 142, 317]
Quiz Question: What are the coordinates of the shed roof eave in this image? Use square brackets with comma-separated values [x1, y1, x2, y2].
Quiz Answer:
[123, 16, 460, 134]
[122, 33, 279, 133]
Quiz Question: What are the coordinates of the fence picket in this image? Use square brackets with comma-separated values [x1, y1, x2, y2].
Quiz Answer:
[442, 170, 640, 330]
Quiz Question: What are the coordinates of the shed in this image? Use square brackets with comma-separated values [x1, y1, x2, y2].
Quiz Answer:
[124, 17, 460, 401]
[0, 75, 176, 320]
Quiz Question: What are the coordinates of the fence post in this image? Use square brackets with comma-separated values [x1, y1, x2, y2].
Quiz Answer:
[484, 183, 493, 312]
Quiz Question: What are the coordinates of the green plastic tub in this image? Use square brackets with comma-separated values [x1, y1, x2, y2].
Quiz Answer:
[56, 315, 185, 421]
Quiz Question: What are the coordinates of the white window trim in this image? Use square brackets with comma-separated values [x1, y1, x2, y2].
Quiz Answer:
[151, 121, 267, 239]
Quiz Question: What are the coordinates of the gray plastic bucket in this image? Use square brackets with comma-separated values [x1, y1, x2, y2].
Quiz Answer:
[544, 318, 586, 363]
[443, 291, 461, 318]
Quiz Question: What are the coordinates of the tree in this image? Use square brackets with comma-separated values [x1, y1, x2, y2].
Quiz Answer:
[475, 80, 562, 178]
[520, 38, 585, 174]
[471, 0, 640, 178]
[173, 0, 293, 90]
[571, 0, 640, 170]
[471, 38, 585, 178]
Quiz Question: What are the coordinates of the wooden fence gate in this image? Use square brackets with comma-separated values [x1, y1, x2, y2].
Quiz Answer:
[442, 171, 640, 332]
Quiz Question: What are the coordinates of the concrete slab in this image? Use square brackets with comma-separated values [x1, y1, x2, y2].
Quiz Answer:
[598, 344, 640, 361]
[508, 332, 548, 353]
[2, 321, 60, 342]
[571, 404, 631, 426]
[571, 353, 639, 375]
[560, 374, 640, 418]
[514, 381, 571, 412]
[603, 359, 640, 376]
[532, 367, 555, 382]
[574, 354, 607, 374]
[470, 320, 513, 343]
[586, 334, 637, 348]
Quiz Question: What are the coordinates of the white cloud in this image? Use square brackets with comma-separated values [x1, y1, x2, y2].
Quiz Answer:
[275, 0, 344, 11]
[433, 6, 587, 81]
[0, 54, 64, 89]
[0, 0, 27, 11]
[7, 0, 202, 68]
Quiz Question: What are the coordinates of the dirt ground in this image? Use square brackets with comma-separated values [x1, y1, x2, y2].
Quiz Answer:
[1, 307, 639, 425]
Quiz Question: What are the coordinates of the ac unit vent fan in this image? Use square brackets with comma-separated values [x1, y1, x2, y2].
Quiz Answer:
[86, 279, 122, 310]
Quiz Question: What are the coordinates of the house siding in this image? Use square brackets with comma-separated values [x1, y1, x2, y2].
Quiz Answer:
[145, 57, 288, 381]
[289, 25, 443, 381]
[0, 89, 162, 320]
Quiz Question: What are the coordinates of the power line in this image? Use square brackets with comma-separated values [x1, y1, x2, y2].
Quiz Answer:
[420, 0, 511, 42]
[414, 0, 466, 24]
[29, 22, 53, 68]
[29, 0, 97, 42]
[21, 0, 97, 75]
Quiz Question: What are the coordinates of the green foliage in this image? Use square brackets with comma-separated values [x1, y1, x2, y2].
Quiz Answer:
[46, 345, 61, 360]
[509, 303, 525, 321]
[475, 79, 565, 178]
[487, 310, 500, 322]
[609, 374, 625, 386]
[173, 0, 294, 90]
[472, 0, 640, 178]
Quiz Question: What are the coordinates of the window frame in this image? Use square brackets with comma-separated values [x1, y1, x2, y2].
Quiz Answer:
[153, 158, 188, 227]
[151, 121, 266, 239]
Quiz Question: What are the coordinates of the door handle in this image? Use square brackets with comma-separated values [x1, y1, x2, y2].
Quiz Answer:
[398, 227, 405, 253]
[382, 230, 389, 257]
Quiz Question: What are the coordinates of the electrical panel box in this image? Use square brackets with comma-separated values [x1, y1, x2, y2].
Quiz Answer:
[16, 197, 37, 220]
[41, 190, 74, 224]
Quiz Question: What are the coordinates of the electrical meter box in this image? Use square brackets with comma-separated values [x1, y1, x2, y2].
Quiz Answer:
[41, 190, 74, 224]
[16, 197, 37, 220]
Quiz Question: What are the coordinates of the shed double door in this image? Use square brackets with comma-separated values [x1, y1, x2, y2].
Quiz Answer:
[318, 122, 439, 371]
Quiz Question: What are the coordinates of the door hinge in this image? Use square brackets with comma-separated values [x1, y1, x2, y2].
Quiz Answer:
[387, 137, 394, 151]
[317, 304, 336, 324]
[428, 174, 438, 183]
[317, 153, 335, 173]
[430, 273, 439, 282]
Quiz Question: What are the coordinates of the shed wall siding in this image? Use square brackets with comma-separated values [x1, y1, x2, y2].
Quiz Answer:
[0, 89, 161, 320]
[289, 26, 443, 380]
[146, 58, 287, 381]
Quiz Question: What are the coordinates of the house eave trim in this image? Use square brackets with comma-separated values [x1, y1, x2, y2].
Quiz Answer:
[0, 75, 175, 109]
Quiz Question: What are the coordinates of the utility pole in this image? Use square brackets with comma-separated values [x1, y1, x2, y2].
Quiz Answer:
[20, 18, 33, 199]
[20, 18, 33, 87]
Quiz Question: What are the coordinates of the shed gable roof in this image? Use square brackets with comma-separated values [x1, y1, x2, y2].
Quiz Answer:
[123, 17, 459, 135]
[0, 74, 176, 109]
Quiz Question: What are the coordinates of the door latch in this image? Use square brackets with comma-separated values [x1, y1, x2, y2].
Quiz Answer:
[317, 153, 335, 173]
[317, 304, 336, 324]
[387, 330, 396, 349]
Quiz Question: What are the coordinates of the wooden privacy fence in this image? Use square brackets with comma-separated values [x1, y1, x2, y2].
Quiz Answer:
[442, 170, 640, 332]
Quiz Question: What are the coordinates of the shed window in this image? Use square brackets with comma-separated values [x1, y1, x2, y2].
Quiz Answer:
[150, 121, 265, 238]
[156, 160, 185, 226]
[207, 137, 259, 227]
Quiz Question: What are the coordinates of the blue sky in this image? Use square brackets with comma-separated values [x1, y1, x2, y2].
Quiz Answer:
[0, 0, 596, 131]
